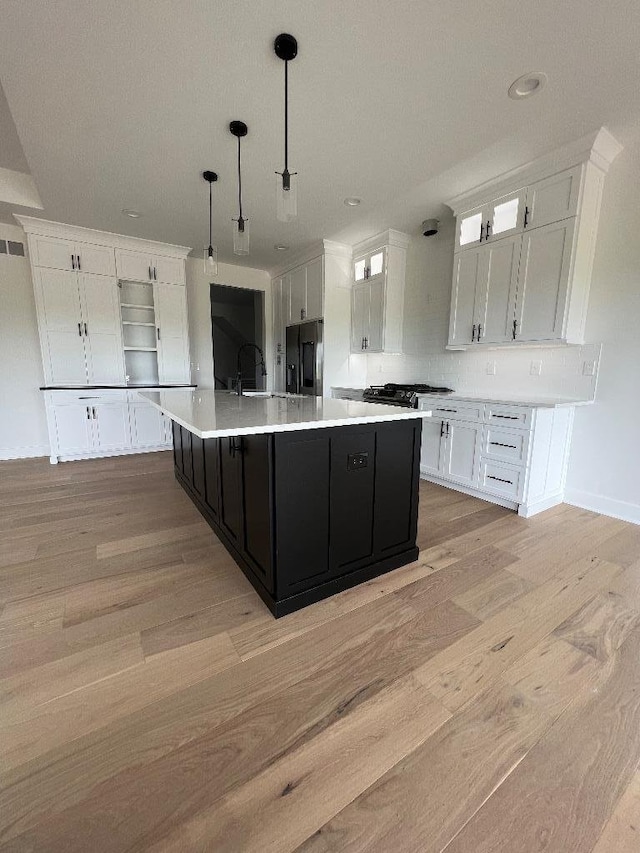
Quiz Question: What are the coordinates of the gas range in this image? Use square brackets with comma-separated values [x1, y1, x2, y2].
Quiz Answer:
[362, 383, 455, 408]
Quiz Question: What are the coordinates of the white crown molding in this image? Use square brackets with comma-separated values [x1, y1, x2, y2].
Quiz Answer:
[446, 126, 623, 216]
[13, 216, 192, 258]
[269, 238, 350, 278]
[354, 228, 411, 256]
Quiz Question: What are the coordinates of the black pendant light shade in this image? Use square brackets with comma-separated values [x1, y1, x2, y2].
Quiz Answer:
[229, 121, 250, 255]
[202, 171, 218, 275]
[274, 33, 298, 222]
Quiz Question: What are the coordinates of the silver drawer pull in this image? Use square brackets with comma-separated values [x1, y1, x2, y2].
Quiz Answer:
[487, 474, 514, 484]
[493, 414, 520, 420]
[436, 408, 458, 413]
[489, 441, 517, 449]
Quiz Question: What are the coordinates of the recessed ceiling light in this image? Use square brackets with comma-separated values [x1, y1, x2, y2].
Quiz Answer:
[344, 197, 361, 207]
[122, 208, 142, 218]
[508, 72, 547, 100]
[274, 244, 289, 251]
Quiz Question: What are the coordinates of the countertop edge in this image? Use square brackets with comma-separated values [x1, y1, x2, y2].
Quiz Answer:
[140, 393, 432, 439]
[414, 393, 593, 408]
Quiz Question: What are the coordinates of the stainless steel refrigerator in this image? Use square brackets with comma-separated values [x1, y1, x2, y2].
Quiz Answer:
[285, 320, 323, 396]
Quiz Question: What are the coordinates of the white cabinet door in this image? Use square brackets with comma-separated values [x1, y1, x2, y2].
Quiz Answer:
[366, 277, 385, 352]
[129, 402, 166, 448]
[351, 282, 368, 353]
[525, 166, 582, 230]
[421, 419, 445, 476]
[443, 420, 482, 487]
[93, 402, 131, 451]
[455, 205, 488, 251]
[449, 248, 484, 347]
[36, 268, 87, 384]
[475, 235, 522, 344]
[31, 236, 76, 271]
[153, 255, 184, 285]
[289, 265, 306, 323]
[155, 282, 189, 383]
[514, 219, 575, 342]
[75, 243, 116, 276]
[272, 278, 285, 391]
[305, 257, 323, 320]
[116, 249, 154, 283]
[53, 405, 93, 454]
[487, 190, 526, 242]
[80, 274, 125, 384]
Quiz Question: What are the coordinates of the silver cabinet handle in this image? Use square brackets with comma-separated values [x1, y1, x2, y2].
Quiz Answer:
[92, 406, 96, 419]
[149, 266, 153, 281]
[472, 324, 477, 342]
[523, 206, 529, 228]
[487, 474, 513, 484]
[489, 441, 517, 449]
[84, 323, 88, 336]
[71, 254, 76, 270]
[77, 254, 81, 271]
[157, 327, 161, 340]
[436, 408, 457, 413]
[440, 421, 445, 438]
[86, 406, 91, 419]
[477, 323, 482, 340]
[154, 267, 157, 280]
[78, 322, 82, 337]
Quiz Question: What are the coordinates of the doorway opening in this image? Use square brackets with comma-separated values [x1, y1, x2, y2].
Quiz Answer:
[210, 284, 265, 391]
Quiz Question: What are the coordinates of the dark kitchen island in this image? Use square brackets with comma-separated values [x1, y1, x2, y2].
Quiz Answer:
[140, 389, 431, 617]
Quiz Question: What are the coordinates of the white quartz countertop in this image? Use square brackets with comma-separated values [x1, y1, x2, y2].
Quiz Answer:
[415, 391, 593, 408]
[139, 389, 431, 439]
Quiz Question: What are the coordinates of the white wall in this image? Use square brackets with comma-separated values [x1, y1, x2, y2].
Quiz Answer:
[185, 258, 271, 390]
[564, 130, 640, 523]
[0, 223, 49, 459]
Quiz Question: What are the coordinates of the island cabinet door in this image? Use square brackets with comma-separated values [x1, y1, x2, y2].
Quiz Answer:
[328, 429, 377, 575]
[274, 432, 331, 595]
[372, 419, 421, 559]
[240, 435, 274, 593]
[219, 437, 244, 546]
[180, 426, 194, 487]
[190, 435, 206, 499]
[202, 438, 220, 521]
[172, 421, 183, 474]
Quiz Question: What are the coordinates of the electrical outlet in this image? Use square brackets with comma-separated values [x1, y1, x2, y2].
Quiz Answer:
[530, 360, 542, 376]
[582, 360, 597, 376]
[486, 361, 497, 375]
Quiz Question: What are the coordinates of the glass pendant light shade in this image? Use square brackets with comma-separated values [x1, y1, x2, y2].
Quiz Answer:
[204, 245, 218, 276]
[233, 218, 250, 255]
[276, 171, 298, 222]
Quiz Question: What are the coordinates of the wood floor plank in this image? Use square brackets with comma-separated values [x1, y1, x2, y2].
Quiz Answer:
[453, 568, 536, 620]
[590, 770, 640, 853]
[553, 591, 640, 662]
[440, 626, 640, 853]
[416, 555, 622, 711]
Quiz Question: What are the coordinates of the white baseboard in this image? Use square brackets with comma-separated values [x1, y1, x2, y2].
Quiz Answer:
[0, 444, 49, 461]
[564, 488, 640, 526]
[56, 445, 171, 463]
[420, 470, 518, 511]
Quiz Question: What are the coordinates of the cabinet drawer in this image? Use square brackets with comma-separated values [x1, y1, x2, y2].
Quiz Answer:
[485, 404, 532, 430]
[482, 425, 530, 465]
[479, 459, 524, 501]
[425, 398, 485, 423]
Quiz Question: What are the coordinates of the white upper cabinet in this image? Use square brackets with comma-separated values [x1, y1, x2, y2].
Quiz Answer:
[115, 249, 185, 285]
[305, 257, 323, 321]
[514, 218, 575, 342]
[18, 216, 191, 389]
[32, 234, 115, 276]
[289, 266, 306, 323]
[446, 128, 623, 348]
[350, 231, 409, 353]
[524, 165, 581, 230]
[154, 282, 190, 384]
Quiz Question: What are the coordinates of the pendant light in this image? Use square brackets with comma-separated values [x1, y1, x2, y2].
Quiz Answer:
[202, 170, 218, 275]
[274, 33, 298, 222]
[229, 121, 250, 255]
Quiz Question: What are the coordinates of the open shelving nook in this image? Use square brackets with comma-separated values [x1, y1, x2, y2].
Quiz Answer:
[118, 280, 160, 386]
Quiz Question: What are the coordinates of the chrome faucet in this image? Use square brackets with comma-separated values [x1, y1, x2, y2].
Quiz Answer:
[236, 343, 267, 396]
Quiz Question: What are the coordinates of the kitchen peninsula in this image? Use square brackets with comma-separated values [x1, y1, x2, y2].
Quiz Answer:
[141, 389, 431, 616]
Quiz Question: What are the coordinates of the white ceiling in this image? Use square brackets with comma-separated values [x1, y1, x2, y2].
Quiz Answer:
[0, 0, 639, 271]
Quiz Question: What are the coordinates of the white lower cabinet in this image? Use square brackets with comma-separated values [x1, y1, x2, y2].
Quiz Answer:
[419, 396, 574, 517]
[46, 390, 171, 462]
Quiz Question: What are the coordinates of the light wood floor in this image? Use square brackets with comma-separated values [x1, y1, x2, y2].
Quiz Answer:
[1, 452, 640, 852]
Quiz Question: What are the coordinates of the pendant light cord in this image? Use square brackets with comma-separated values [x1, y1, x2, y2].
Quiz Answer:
[237, 136, 243, 221]
[284, 60, 289, 173]
[209, 178, 213, 250]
